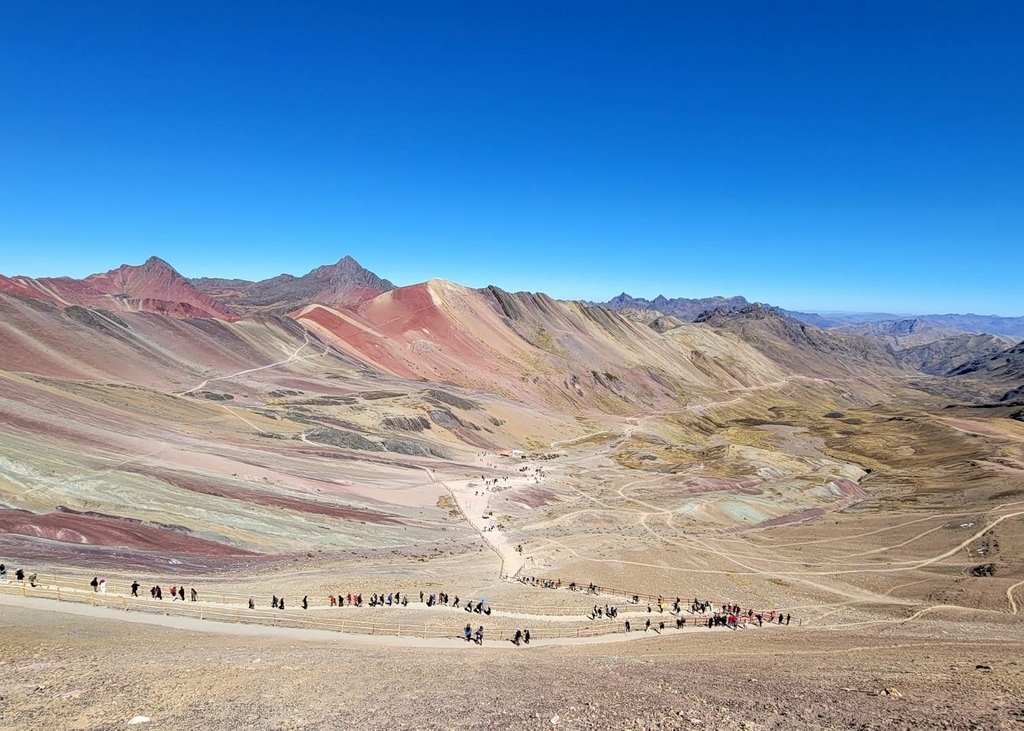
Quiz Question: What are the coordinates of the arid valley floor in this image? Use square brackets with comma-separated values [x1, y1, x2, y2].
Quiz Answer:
[1, 260, 1023, 729]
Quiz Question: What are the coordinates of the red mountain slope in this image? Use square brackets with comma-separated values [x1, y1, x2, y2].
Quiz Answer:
[0, 257, 238, 321]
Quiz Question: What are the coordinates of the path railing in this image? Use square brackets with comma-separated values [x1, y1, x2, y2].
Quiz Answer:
[0, 578, 639, 642]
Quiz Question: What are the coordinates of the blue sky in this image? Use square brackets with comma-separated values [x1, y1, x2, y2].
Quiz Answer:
[1, 2, 1021, 315]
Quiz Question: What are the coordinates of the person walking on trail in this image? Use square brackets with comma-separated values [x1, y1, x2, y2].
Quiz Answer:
[131, 581, 139, 597]
[464, 624, 472, 642]
[190, 588, 198, 602]
[0, 564, 6, 581]
[28, 573, 38, 588]
[474, 626, 484, 645]
[248, 597, 255, 610]
[524, 628, 531, 645]
[279, 597, 285, 610]
[90, 576, 98, 592]
[786, 614, 791, 626]
[513, 629, 522, 646]
[272, 595, 278, 609]
[302, 596, 308, 610]
[624, 620, 631, 633]
[645, 618, 651, 632]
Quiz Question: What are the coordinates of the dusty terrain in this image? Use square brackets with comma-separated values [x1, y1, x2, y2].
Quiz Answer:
[0, 273, 1022, 728]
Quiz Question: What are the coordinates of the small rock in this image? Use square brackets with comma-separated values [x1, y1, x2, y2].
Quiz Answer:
[975, 664, 991, 671]
[128, 717, 150, 725]
[878, 688, 902, 698]
[550, 715, 559, 726]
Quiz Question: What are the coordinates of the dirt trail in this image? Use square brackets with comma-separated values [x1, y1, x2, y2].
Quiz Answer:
[0, 593, 725, 648]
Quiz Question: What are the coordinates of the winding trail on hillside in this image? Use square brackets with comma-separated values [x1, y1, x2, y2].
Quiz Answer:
[1008, 580, 1024, 615]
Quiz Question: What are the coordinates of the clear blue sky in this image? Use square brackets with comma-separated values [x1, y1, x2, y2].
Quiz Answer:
[1, 2, 1021, 315]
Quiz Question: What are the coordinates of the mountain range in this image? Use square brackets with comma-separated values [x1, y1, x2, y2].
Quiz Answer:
[0, 255, 1021, 406]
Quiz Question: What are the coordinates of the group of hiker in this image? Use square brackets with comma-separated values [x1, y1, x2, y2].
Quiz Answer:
[518, 574, 798, 629]
[4, 563, 797, 641]
[462, 624, 485, 645]
[0, 564, 37, 587]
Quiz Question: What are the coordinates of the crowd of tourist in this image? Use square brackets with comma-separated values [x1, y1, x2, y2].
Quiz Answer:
[1, 561, 797, 641]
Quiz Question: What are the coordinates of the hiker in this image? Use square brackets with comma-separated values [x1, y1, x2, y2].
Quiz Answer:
[178, 586, 185, 601]
[786, 614, 791, 626]
[150, 586, 156, 598]
[513, 629, 522, 646]
[129, 581, 139, 597]
[98, 578, 106, 593]
[624, 621, 631, 633]
[279, 598, 285, 610]
[330, 595, 337, 607]
[28, 573, 38, 588]
[190, 588, 198, 602]
[90, 576, 98, 592]
[302, 596, 308, 610]
[524, 628, 530, 645]
[248, 597, 255, 609]
[170, 586, 177, 600]
[272, 595, 279, 609]
[645, 618, 651, 632]
[464, 624, 472, 642]
[475, 626, 484, 645]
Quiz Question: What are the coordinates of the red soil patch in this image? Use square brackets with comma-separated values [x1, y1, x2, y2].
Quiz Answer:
[120, 466, 403, 525]
[0, 508, 255, 556]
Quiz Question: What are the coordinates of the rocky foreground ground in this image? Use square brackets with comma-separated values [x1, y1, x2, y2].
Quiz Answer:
[1, 602, 1022, 730]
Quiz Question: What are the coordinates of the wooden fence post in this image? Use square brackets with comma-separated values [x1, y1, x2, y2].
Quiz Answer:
[57, 587, 62, 602]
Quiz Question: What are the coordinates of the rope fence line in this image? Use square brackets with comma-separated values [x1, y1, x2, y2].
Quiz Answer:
[0, 565, 794, 626]
[0, 580, 629, 642]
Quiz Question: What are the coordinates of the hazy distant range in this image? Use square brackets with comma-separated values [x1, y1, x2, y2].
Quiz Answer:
[594, 293, 1024, 339]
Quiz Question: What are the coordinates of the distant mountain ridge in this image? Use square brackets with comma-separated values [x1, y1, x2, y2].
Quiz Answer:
[191, 255, 395, 313]
[787, 311, 1024, 338]
[0, 256, 239, 320]
[596, 292, 751, 322]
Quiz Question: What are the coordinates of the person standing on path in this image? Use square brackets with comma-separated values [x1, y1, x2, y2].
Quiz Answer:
[524, 629, 530, 645]
[131, 581, 139, 597]
[302, 596, 308, 610]
[90, 576, 98, 592]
